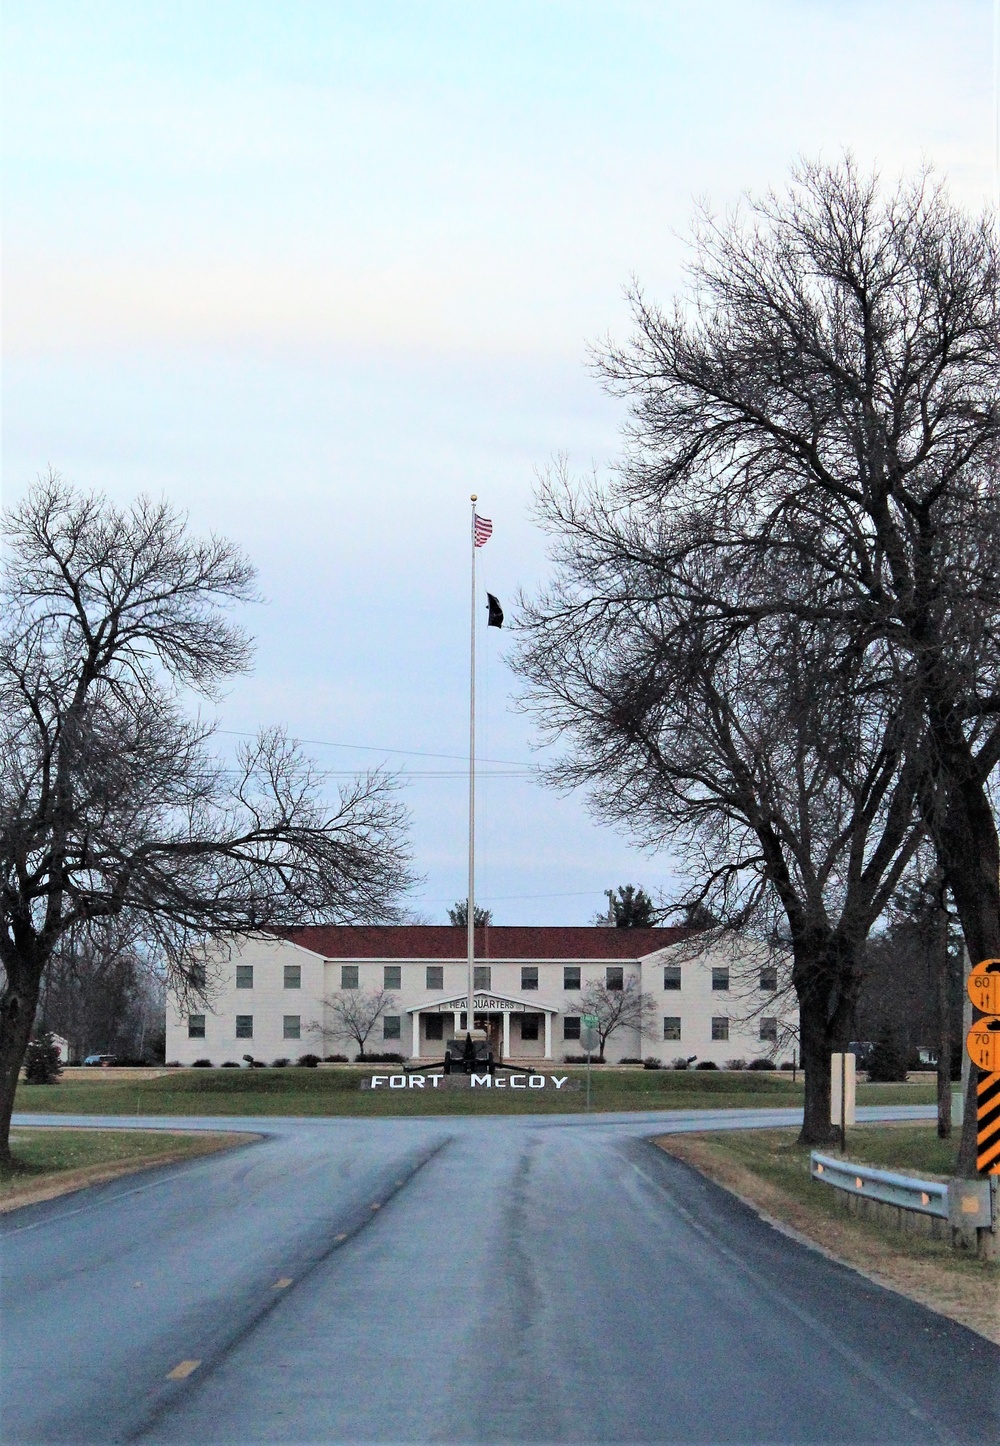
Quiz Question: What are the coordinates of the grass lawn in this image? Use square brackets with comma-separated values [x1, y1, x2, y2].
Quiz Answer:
[1, 1127, 251, 1211]
[14, 1066, 936, 1117]
[655, 1123, 999, 1343]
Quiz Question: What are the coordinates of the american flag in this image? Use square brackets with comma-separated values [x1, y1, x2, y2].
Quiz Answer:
[474, 514, 493, 547]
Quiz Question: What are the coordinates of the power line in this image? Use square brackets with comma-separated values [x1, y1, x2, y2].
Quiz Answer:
[217, 728, 532, 769]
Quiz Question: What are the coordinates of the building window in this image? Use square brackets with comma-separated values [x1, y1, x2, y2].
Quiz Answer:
[759, 1017, 778, 1043]
[383, 1015, 401, 1040]
[663, 1017, 681, 1041]
[284, 964, 301, 989]
[521, 966, 538, 991]
[711, 968, 730, 991]
[563, 966, 581, 991]
[189, 961, 207, 989]
[520, 1015, 540, 1042]
[426, 965, 444, 990]
[188, 1015, 206, 1039]
[236, 1015, 253, 1039]
[341, 965, 359, 990]
[663, 965, 681, 990]
[606, 966, 624, 991]
[759, 969, 778, 992]
[235, 965, 253, 989]
[283, 1015, 301, 1040]
[474, 965, 491, 991]
[425, 1015, 444, 1041]
[711, 1017, 729, 1041]
[384, 965, 401, 990]
[563, 1016, 581, 1040]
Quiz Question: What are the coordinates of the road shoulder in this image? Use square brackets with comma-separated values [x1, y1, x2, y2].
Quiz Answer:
[654, 1131, 1000, 1345]
[1, 1128, 257, 1214]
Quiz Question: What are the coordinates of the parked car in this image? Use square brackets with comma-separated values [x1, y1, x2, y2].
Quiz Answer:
[82, 1054, 117, 1067]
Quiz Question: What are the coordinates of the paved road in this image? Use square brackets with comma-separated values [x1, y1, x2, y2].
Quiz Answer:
[2, 1105, 996, 1445]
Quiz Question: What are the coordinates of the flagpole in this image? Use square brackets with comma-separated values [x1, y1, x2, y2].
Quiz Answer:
[467, 494, 477, 1036]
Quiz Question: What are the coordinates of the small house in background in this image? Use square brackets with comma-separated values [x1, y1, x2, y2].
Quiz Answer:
[49, 1035, 70, 1062]
[165, 926, 797, 1068]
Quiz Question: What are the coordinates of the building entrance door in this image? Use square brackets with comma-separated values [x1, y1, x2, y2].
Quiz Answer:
[475, 1013, 504, 1062]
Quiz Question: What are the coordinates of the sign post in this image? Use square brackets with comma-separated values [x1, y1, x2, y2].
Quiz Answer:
[830, 1052, 856, 1151]
[581, 1014, 600, 1111]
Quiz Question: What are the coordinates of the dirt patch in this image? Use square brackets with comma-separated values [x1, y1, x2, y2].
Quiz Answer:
[1, 1131, 257, 1213]
[655, 1133, 1000, 1345]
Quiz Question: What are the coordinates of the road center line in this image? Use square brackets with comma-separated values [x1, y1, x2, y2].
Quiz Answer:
[166, 1360, 201, 1380]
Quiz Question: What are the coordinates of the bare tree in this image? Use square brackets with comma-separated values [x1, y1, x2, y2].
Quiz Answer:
[312, 988, 399, 1057]
[581, 158, 1000, 1169]
[571, 976, 656, 1058]
[0, 476, 414, 1159]
[515, 521, 925, 1141]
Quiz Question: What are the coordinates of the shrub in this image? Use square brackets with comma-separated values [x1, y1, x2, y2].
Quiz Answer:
[695, 1060, 719, 1070]
[298, 1054, 321, 1068]
[619, 1057, 643, 1065]
[562, 1053, 606, 1064]
[356, 1051, 405, 1063]
[192, 1059, 213, 1068]
[110, 1057, 151, 1067]
[642, 1057, 662, 1070]
[725, 1059, 747, 1071]
[747, 1058, 776, 1071]
[23, 1033, 63, 1085]
[165, 1060, 182, 1067]
[867, 1033, 908, 1083]
[271, 1058, 290, 1068]
[671, 1057, 690, 1070]
[779, 1060, 797, 1071]
[323, 1054, 349, 1063]
[221, 1061, 240, 1068]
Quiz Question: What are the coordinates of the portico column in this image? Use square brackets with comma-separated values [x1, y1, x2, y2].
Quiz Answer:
[544, 1011, 552, 1059]
[412, 1011, 421, 1059]
[453, 1009, 461, 1037]
[502, 1010, 510, 1060]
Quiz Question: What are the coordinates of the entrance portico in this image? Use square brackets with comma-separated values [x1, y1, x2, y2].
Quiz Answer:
[408, 991, 558, 1060]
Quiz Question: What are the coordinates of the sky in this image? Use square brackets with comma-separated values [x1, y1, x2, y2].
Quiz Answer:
[3, 1, 997, 924]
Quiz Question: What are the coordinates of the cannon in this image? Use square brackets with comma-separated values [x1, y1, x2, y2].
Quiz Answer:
[444, 1030, 494, 1076]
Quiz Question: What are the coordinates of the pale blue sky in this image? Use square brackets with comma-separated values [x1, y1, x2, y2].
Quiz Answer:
[3, 2, 996, 922]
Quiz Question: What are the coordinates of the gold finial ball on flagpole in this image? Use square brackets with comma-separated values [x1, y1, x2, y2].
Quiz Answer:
[471, 494, 477, 502]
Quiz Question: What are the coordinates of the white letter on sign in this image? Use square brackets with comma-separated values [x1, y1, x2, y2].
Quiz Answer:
[370, 1076, 386, 1088]
[551, 1077, 567, 1089]
[408, 1075, 425, 1088]
[528, 1075, 545, 1089]
[471, 1073, 491, 1088]
[510, 1075, 526, 1089]
[389, 1075, 406, 1089]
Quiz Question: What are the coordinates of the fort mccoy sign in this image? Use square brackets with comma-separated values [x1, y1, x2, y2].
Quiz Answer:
[361, 1073, 578, 1091]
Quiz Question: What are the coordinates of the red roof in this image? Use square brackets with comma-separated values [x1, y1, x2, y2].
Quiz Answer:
[275, 924, 691, 960]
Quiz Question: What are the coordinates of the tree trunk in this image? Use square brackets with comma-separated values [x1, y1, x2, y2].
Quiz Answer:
[797, 982, 838, 1146]
[0, 958, 45, 1164]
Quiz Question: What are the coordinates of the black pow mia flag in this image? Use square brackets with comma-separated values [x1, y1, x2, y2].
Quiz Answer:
[486, 593, 504, 628]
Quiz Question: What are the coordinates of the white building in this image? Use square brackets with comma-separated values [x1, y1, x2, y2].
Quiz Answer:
[166, 925, 797, 1067]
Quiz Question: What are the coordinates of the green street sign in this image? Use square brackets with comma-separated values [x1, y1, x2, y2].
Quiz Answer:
[582, 1013, 599, 1027]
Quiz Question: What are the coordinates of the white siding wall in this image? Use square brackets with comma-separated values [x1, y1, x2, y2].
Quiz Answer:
[165, 937, 327, 1065]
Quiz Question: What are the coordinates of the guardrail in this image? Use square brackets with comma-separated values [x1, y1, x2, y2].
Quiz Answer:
[810, 1151, 948, 1218]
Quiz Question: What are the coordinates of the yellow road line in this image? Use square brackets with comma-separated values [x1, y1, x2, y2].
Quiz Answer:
[273, 1277, 293, 1289]
[166, 1360, 201, 1380]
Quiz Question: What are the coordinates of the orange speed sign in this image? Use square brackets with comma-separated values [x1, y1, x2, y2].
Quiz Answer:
[966, 1020, 1000, 1072]
[968, 961, 1000, 1015]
